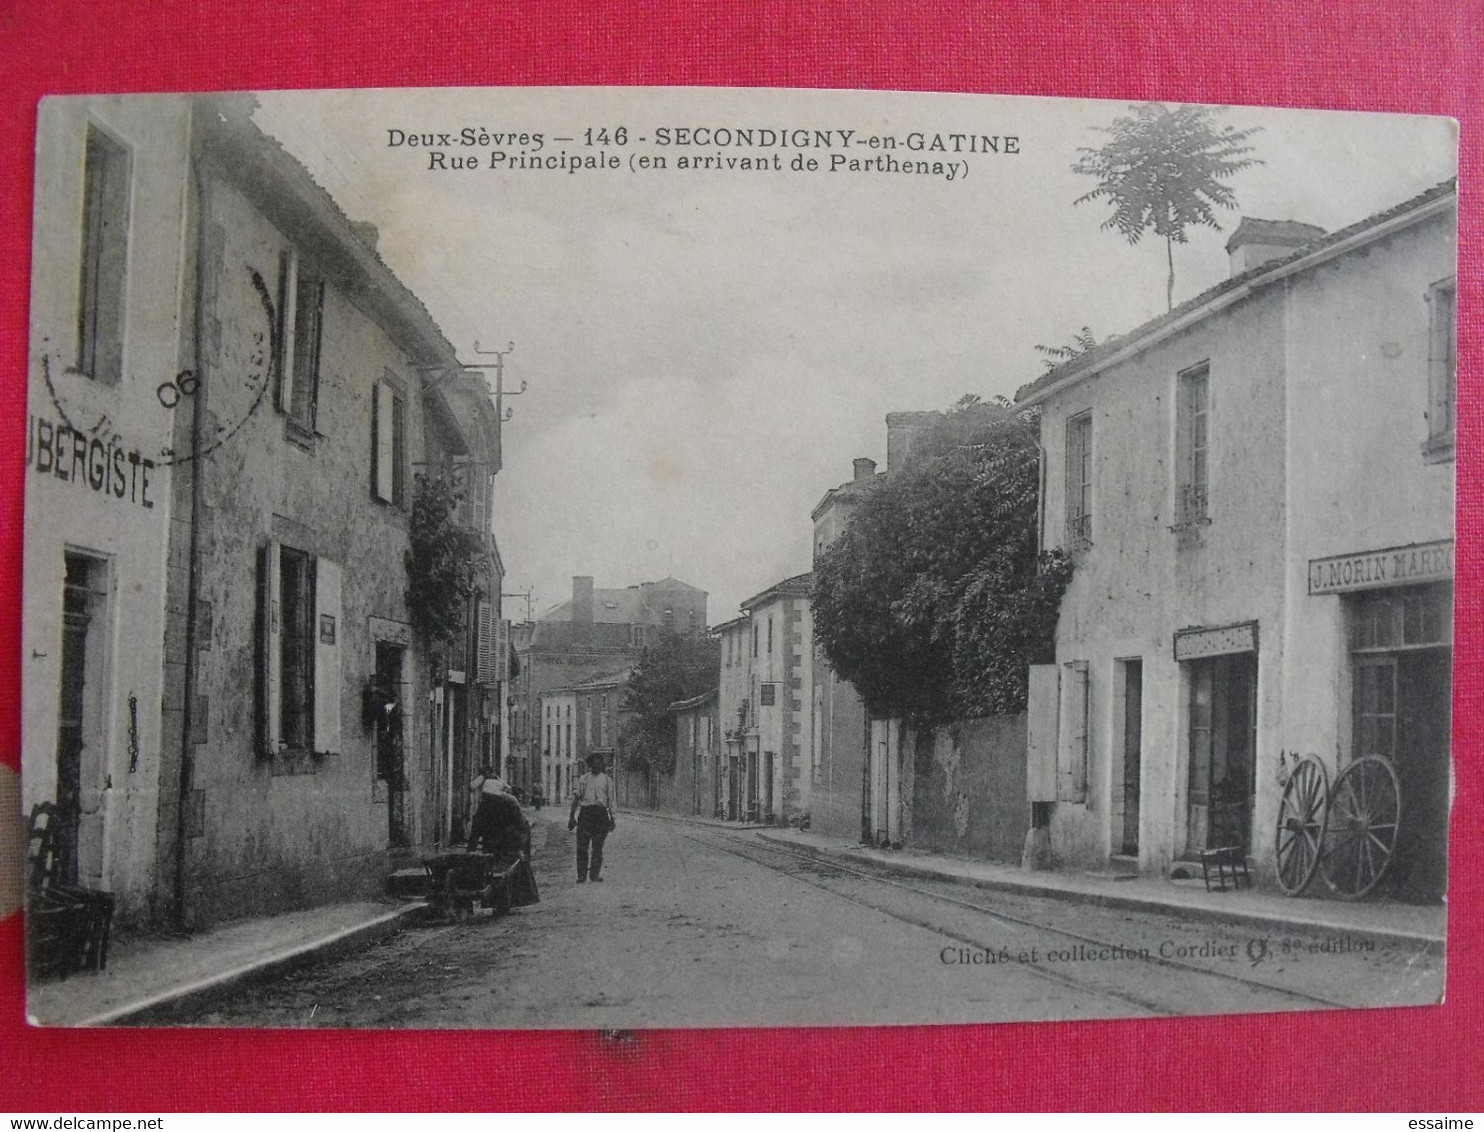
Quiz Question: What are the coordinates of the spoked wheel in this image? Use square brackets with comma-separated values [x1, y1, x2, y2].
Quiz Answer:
[1275, 755, 1329, 896]
[1320, 755, 1402, 900]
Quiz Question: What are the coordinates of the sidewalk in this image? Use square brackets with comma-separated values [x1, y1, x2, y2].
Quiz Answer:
[27, 898, 424, 1027]
[756, 827, 1447, 950]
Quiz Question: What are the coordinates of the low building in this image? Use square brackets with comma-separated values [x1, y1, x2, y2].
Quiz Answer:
[509, 574, 706, 798]
[669, 689, 720, 819]
[1017, 182, 1455, 899]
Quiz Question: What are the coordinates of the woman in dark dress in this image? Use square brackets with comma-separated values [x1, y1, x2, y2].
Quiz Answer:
[469, 791, 540, 907]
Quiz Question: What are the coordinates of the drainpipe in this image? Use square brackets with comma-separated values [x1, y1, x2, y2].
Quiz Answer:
[174, 142, 209, 928]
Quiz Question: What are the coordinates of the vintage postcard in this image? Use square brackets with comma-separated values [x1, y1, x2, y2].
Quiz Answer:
[20, 87, 1455, 1028]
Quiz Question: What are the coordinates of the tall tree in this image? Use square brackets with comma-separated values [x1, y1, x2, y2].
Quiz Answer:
[812, 397, 1073, 725]
[620, 629, 720, 777]
[1073, 103, 1262, 311]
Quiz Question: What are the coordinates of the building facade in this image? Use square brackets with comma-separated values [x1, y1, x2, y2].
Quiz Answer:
[510, 575, 706, 798]
[1018, 183, 1456, 900]
[669, 690, 721, 820]
[24, 94, 507, 928]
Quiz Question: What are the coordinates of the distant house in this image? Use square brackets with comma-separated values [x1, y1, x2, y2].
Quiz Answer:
[510, 575, 706, 798]
[668, 689, 720, 819]
[1017, 182, 1455, 899]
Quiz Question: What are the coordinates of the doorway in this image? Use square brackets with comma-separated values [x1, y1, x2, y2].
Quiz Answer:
[1120, 660, 1143, 856]
[1185, 652, 1258, 856]
[56, 552, 109, 885]
[1350, 584, 1451, 902]
[374, 641, 407, 847]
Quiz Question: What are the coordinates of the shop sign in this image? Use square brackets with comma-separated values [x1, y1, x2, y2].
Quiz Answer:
[1308, 539, 1454, 596]
[1173, 620, 1258, 662]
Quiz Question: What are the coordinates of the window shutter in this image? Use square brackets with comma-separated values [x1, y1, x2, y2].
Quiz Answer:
[1058, 661, 1090, 803]
[276, 250, 298, 414]
[374, 381, 395, 501]
[303, 277, 325, 430]
[476, 598, 493, 685]
[494, 618, 510, 683]
[313, 556, 342, 755]
[258, 540, 283, 755]
[1027, 664, 1060, 802]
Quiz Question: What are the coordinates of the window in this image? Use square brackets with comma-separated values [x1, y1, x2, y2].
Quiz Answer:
[663, 606, 674, 631]
[77, 125, 131, 385]
[372, 377, 406, 505]
[460, 464, 490, 532]
[631, 624, 645, 649]
[760, 682, 777, 707]
[259, 541, 342, 755]
[1176, 363, 1210, 526]
[1425, 277, 1457, 459]
[767, 616, 773, 654]
[1065, 411, 1092, 549]
[276, 249, 325, 435]
[1057, 660, 1089, 803]
[752, 622, 758, 657]
[544, 722, 551, 756]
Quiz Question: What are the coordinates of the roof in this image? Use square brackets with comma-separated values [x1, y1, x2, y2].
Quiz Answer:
[1015, 180, 1457, 407]
[1225, 217, 1328, 252]
[740, 572, 814, 611]
[811, 470, 884, 521]
[668, 688, 720, 713]
[711, 614, 749, 633]
[536, 576, 706, 624]
[545, 667, 633, 696]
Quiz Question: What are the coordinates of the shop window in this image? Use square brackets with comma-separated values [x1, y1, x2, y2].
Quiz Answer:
[259, 541, 342, 756]
[1185, 653, 1257, 855]
[276, 249, 325, 437]
[371, 377, 406, 505]
[77, 125, 131, 385]
[1176, 363, 1211, 527]
[1064, 411, 1093, 549]
[1424, 277, 1457, 461]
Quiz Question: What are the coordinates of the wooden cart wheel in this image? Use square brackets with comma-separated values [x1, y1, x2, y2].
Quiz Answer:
[1275, 755, 1329, 896]
[1320, 755, 1402, 900]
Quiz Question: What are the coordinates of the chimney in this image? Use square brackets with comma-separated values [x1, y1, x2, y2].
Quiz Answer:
[852, 457, 877, 482]
[1225, 218, 1326, 277]
[572, 576, 594, 643]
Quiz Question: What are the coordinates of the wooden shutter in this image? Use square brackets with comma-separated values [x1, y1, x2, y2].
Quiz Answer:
[258, 540, 283, 756]
[300, 276, 325, 430]
[276, 250, 298, 414]
[1058, 660, 1090, 803]
[476, 598, 493, 685]
[313, 557, 342, 754]
[1026, 663, 1060, 802]
[374, 381, 395, 501]
[494, 618, 510, 683]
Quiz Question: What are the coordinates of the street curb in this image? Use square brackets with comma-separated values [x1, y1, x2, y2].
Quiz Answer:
[57, 902, 428, 1027]
[755, 832, 1446, 953]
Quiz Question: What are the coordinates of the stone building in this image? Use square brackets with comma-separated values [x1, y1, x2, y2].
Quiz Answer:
[668, 689, 721, 819]
[715, 574, 813, 825]
[510, 575, 706, 798]
[1017, 182, 1455, 899]
[24, 94, 507, 928]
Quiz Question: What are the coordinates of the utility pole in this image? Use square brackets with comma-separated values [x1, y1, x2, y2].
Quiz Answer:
[473, 340, 527, 422]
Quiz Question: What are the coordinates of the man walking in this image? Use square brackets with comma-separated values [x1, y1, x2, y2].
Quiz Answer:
[568, 752, 616, 883]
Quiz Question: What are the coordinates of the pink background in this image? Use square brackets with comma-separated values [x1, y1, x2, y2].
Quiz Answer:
[0, 1, 1478, 1111]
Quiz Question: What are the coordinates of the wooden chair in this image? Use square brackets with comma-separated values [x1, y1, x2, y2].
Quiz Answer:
[1198, 798, 1252, 893]
[26, 803, 115, 979]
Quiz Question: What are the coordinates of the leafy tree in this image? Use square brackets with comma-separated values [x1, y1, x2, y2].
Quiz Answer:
[812, 397, 1073, 725]
[620, 629, 721, 777]
[1073, 103, 1262, 311]
[405, 474, 487, 644]
[1035, 326, 1097, 372]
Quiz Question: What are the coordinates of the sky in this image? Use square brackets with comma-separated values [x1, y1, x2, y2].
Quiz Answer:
[253, 88, 1457, 622]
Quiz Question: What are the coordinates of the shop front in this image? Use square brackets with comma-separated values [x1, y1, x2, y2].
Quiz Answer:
[1310, 542, 1452, 902]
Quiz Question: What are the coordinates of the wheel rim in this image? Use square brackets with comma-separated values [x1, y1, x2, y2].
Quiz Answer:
[1321, 755, 1401, 899]
[1275, 756, 1329, 895]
